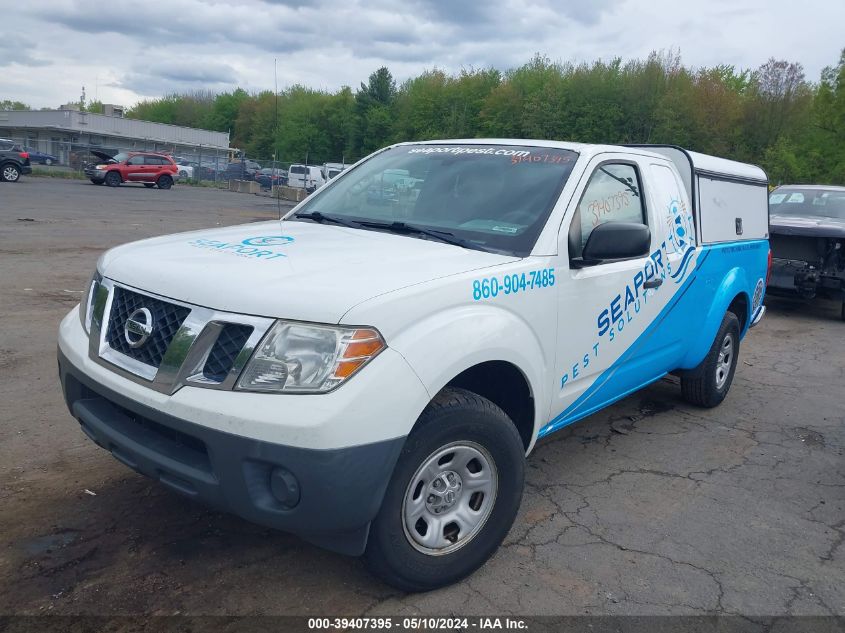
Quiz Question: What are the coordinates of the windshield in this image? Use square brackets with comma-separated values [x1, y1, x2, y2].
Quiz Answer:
[111, 152, 128, 163]
[290, 144, 578, 255]
[770, 188, 845, 220]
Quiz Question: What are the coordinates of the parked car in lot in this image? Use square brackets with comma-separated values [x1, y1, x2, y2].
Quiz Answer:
[59, 140, 770, 591]
[25, 147, 60, 165]
[255, 167, 287, 189]
[224, 160, 261, 181]
[84, 150, 178, 189]
[768, 184, 845, 320]
[323, 162, 350, 181]
[174, 161, 195, 180]
[0, 138, 32, 182]
[288, 163, 325, 191]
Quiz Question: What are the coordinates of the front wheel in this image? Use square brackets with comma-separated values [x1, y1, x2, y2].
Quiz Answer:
[157, 175, 173, 189]
[364, 387, 525, 591]
[104, 171, 121, 187]
[681, 311, 741, 408]
[2, 164, 21, 182]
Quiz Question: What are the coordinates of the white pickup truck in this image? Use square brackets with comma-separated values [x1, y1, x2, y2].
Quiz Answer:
[58, 140, 770, 591]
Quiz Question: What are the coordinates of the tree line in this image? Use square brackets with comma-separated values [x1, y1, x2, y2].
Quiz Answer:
[117, 49, 843, 184]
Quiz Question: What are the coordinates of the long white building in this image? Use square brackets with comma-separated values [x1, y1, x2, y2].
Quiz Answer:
[0, 107, 230, 165]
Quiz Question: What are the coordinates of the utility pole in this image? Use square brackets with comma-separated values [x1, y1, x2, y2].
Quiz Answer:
[274, 57, 280, 211]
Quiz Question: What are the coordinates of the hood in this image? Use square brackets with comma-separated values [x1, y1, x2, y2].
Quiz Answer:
[100, 220, 518, 324]
[90, 149, 117, 164]
[770, 213, 845, 239]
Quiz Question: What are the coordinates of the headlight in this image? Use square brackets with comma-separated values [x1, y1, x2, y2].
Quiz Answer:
[95, 164, 108, 170]
[79, 271, 102, 335]
[237, 321, 385, 393]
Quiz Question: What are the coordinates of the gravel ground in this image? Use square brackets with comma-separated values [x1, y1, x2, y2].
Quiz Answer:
[0, 178, 842, 622]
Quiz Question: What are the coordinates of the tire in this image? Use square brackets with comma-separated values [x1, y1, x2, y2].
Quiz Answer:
[45, 159, 53, 166]
[364, 387, 525, 592]
[143, 183, 156, 188]
[157, 175, 173, 190]
[681, 311, 741, 408]
[1, 163, 21, 182]
[104, 171, 121, 187]
[179, 170, 187, 178]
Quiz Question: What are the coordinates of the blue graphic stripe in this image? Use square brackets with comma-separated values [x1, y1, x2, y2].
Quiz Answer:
[539, 248, 712, 439]
[671, 246, 696, 282]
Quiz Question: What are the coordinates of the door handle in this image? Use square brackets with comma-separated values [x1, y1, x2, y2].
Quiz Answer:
[643, 278, 663, 289]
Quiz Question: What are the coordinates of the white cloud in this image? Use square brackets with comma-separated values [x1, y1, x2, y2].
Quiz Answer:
[2, 0, 842, 109]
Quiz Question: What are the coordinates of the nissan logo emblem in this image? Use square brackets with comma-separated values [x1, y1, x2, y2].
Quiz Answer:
[124, 307, 154, 348]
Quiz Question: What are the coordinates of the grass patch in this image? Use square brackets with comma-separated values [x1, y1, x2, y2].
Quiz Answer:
[179, 179, 230, 189]
[29, 167, 87, 180]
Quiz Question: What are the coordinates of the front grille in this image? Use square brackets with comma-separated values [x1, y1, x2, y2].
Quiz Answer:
[106, 287, 190, 368]
[202, 324, 254, 382]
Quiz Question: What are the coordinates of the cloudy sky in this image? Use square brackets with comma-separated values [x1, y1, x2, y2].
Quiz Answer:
[3, 0, 843, 109]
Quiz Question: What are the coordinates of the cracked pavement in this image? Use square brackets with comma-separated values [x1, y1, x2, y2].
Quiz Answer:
[0, 180, 843, 619]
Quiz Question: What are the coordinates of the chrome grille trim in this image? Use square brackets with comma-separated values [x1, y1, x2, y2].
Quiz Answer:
[88, 278, 274, 394]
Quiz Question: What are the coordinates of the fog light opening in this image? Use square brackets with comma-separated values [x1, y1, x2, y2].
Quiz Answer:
[269, 466, 301, 509]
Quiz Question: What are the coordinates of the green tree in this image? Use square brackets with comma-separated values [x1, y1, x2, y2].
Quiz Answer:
[806, 48, 845, 182]
[113, 48, 845, 184]
[353, 67, 397, 155]
[0, 100, 31, 111]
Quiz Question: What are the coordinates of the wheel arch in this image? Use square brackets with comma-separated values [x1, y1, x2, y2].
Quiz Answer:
[386, 304, 549, 454]
[727, 292, 750, 333]
[678, 266, 752, 370]
[437, 360, 535, 452]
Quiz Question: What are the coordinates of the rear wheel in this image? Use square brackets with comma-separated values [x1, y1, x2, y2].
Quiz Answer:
[364, 387, 525, 591]
[681, 311, 741, 408]
[2, 164, 21, 182]
[104, 171, 121, 187]
[157, 175, 173, 189]
[179, 170, 187, 179]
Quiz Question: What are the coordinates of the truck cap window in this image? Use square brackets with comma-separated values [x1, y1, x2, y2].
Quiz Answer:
[292, 144, 579, 256]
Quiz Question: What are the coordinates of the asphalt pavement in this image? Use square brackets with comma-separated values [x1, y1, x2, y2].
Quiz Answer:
[0, 178, 842, 622]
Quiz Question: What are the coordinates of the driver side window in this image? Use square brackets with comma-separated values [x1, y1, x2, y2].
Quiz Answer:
[568, 163, 646, 259]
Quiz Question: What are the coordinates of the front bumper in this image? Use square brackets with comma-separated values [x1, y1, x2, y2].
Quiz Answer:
[84, 167, 106, 181]
[59, 349, 405, 555]
[57, 308, 430, 554]
[769, 258, 845, 299]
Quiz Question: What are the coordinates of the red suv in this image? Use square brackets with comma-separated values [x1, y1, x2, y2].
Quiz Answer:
[85, 150, 178, 189]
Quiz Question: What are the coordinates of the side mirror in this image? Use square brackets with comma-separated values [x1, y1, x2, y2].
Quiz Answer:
[577, 222, 651, 266]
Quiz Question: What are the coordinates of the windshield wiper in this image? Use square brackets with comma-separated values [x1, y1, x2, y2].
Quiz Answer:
[293, 211, 363, 229]
[358, 220, 492, 252]
[599, 167, 640, 197]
